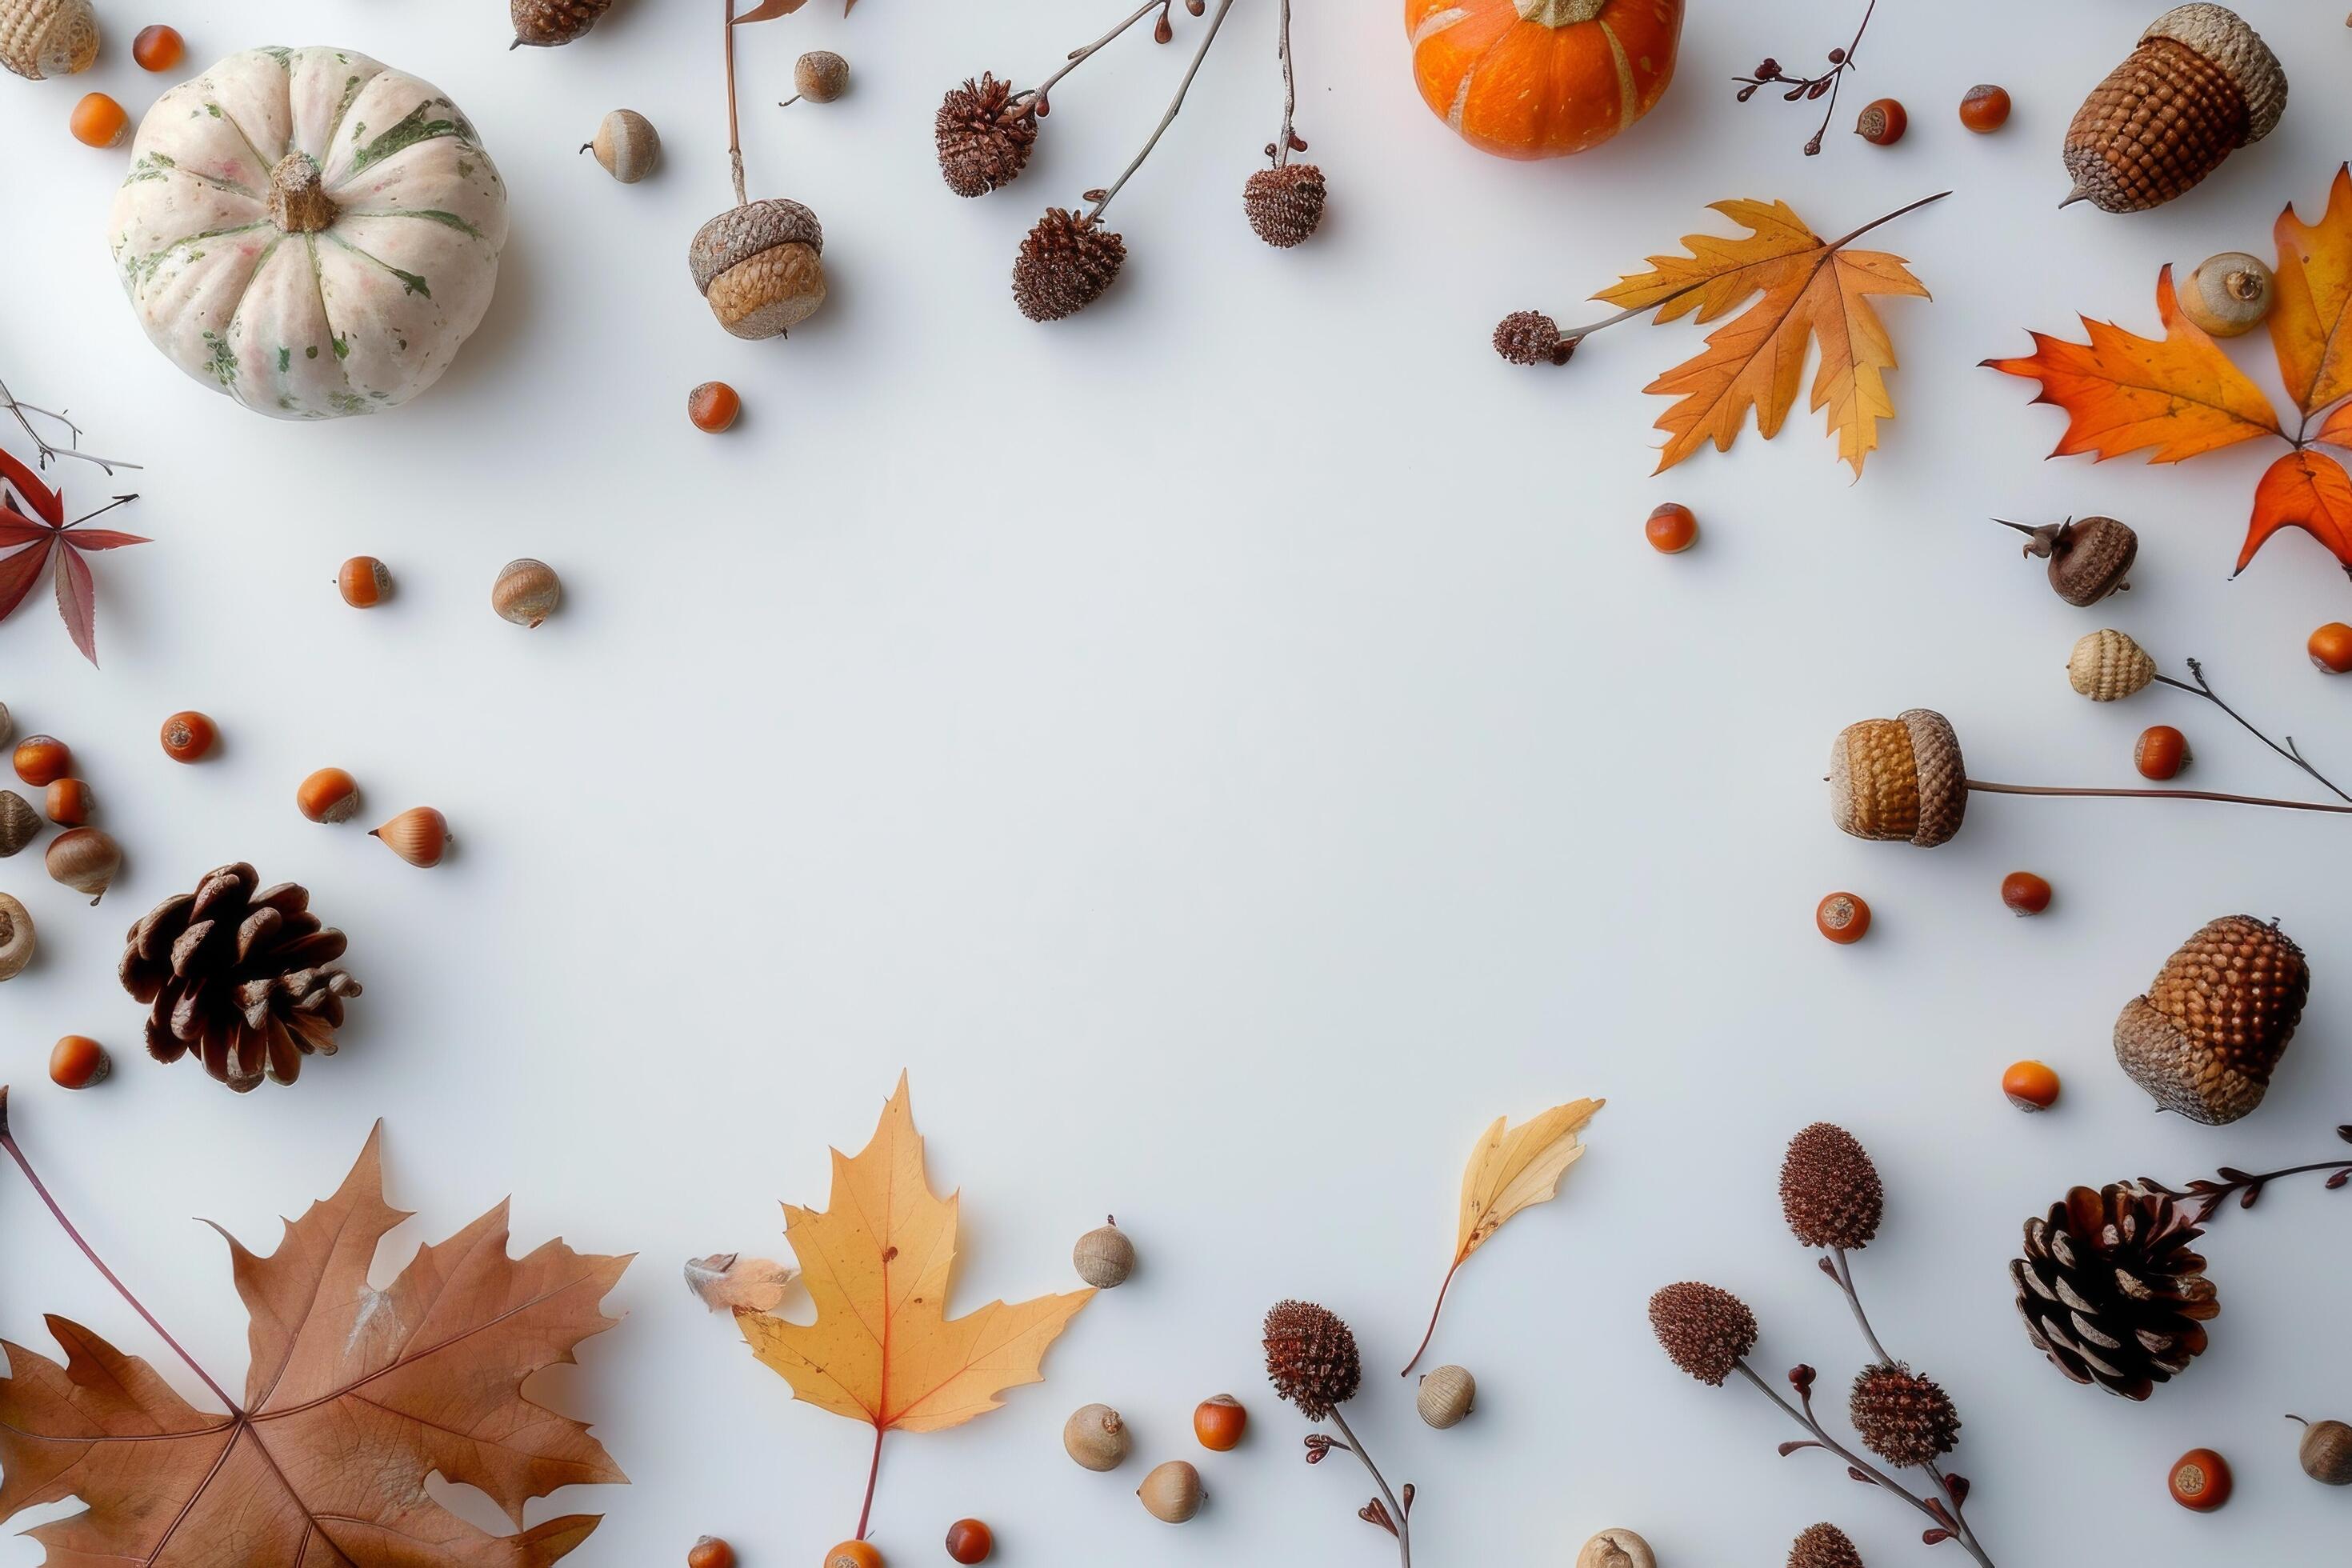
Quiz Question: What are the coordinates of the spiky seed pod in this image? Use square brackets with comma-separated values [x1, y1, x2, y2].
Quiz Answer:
[1262, 1300, 1362, 1420]
[2068, 628, 2155, 700]
[689, 198, 826, 339]
[935, 74, 1038, 197]
[1013, 208, 1126, 322]
[1829, 708, 1967, 847]
[2062, 4, 2285, 214]
[1494, 310, 1570, 366]
[2011, 1183, 2217, 1400]
[2115, 914, 2307, 1124]
[0, 0, 98, 78]
[2008, 515, 2138, 605]
[1648, 1282, 1758, 1386]
[1780, 1122, 1885, 1250]
[1243, 164, 1326, 247]
[1788, 1524, 1865, 1568]
[511, 0, 612, 49]
[1850, 1363, 1962, 1467]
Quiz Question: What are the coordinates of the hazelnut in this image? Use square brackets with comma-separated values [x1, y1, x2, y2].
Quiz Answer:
[1063, 1402, 1130, 1470]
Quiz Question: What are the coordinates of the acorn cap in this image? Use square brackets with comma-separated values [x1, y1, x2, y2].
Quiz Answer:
[2067, 628, 2154, 701]
[2114, 914, 2308, 1124]
[1829, 709, 1966, 847]
[2143, 4, 2284, 143]
[689, 198, 824, 295]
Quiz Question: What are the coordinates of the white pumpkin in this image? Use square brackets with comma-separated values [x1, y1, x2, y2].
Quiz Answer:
[109, 46, 508, 420]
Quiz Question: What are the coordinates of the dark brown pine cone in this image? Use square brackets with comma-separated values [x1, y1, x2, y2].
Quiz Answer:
[2011, 1182, 2217, 1400]
[1243, 164, 1326, 248]
[1013, 208, 1125, 322]
[1788, 1523, 1865, 1568]
[118, 864, 361, 1092]
[511, 0, 613, 48]
[1262, 1300, 1361, 1420]
[1494, 310, 1570, 366]
[1781, 1122, 1885, 1250]
[1849, 1362, 1961, 1466]
[935, 74, 1038, 198]
[1648, 1281, 1757, 1386]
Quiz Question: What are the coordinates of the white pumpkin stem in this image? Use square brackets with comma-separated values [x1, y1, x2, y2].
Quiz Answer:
[1518, 0, 1607, 25]
[266, 154, 336, 234]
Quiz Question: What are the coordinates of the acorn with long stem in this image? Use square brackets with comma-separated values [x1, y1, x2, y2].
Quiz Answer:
[690, 0, 826, 339]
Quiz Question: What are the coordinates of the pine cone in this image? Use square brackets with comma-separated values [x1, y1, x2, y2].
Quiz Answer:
[2114, 914, 2307, 1124]
[1263, 1300, 1361, 1419]
[118, 864, 361, 1092]
[1849, 1362, 1961, 1466]
[1780, 1122, 1884, 1250]
[2010, 1183, 2217, 1400]
[511, 0, 612, 48]
[1648, 1281, 1757, 1386]
[935, 74, 1037, 197]
[1494, 310, 1570, 366]
[1788, 1524, 1865, 1568]
[1243, 164, 1326, 248]
[1013, 208, 1125, 322]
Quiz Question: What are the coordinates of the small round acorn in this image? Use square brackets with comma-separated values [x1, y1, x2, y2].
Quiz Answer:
[160, 710, 218, 762]
[2181, 252, 2274, 338]
[1193, 1394, 1246, 1451]
[822, 1542, 881, 1568]
[1645, 502, 1697, 554]
[786, 50, 850, 105]
[1959, 83, 2012, 133]
[1575, 1530, 1657, 1568]
[1816, 892, 1870, 944]
[2000, 871, 2052, 916]
[2135, 724, 2191, 780]
[339, 556, 392, 607]
[2290, 1414, 2352, 1485]
[943, 1519, 993, 1563]
[1063, 1403, 1130, 1470]
[1137, 1460, 1203, 1524]
[1416, 1364, 1475, 1428]
[689, 381, 742, 433]
[1855, 98, 1906, 146]
[583, 109, 659, 182]
[2169, 1447, 2232, 1511]
[2309, 622, 2352, 674]
[493, 558, 562, 628]
[686, 1537, 734, 1568]
[50, 1034, 109, 1090]
[2002, 1059, 2061, 1111]
[297, 767, 361, 825]
[1073, 1217, 1134, 1288]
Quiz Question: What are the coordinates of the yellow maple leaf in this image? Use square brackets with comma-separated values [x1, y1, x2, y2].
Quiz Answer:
[1399, 1097, 1602, 1376]
[738, 1074, 1092, 1538]
[2272, 164, 2352, 416]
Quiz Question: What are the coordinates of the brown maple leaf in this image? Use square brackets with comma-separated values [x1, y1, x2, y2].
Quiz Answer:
[0, 1117, 629, 1565]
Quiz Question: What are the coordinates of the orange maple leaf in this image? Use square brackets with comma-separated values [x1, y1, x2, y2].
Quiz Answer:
[735, 1074, 1091, 1540]
[2243, 448, 2352, 574]
[1596, 197, 1934, 478]
[0, 1123, 629, 1565]
[2270, 164, 2352, 416]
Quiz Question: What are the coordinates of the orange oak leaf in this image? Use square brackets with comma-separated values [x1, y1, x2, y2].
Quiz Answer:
[2270, 164, 2352, 416]
[735, 1074, 1090, 1538]
[1982, 266, 2282, 463]
[2242, 448, 2352, 575]
[1601, 198, 1932, 478]
[0, 1126, 629, 1565]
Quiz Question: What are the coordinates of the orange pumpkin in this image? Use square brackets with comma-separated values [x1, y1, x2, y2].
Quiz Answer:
[1407, 0, 1683, 160]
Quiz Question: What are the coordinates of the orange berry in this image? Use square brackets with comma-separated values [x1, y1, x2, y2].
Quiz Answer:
[1194, 1393, 1247, 1451]
[338, 556, 392, 607]
[2309, 622, 2352, 674]
[14, 735, 70, 787]
[296, 767, 361, 824]
[1999, 870, 2051, 916]
[688, 381, 742, 433]
[686, 1538, 735, 1568]
[1854, 98, 1906, 146]
[2002, 1059, 2060, 1111]
[1958, 83, 2011, 133]
[45, 778, 94, 827]
[50, 1034, 110, 1090]
[70, 93, 130, 150]
[1644, 502, 1698, 554]
[823, 1543, 882, 1568]
[944, 1519, 994, 1564]
[133, 24, 186, 72]
[160, 710, 218, 762]
[2134, 724, 2190, 780]
[1815, 891, 1870, 944]
[2170, 1448, 2232, 1511]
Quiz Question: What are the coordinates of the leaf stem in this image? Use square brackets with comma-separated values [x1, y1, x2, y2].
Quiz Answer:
[1086, 0, 1237, 224]
[1327, 1406, 1410, 1568]
[855, 1423, 884, 1541]
[2153, 658, 2352, 804]
[1025, 0, 1169, 108]
[0, 1086, 243, 1416]
[1965, 778, 2352, 815]
[1398, 1257, 1462, 1378]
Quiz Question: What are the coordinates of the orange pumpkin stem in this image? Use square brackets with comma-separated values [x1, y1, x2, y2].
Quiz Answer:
[1521, 0, 1606, 23]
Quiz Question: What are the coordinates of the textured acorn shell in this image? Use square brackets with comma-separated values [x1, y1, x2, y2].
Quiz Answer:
[2068, 629, 2155, 700]
[2114, 914, 2307, 1124]
[0, 0, 98, 79]
[1416, 1364, 1475, 1428]
[2046, 517, 2138, 606]
[2062, 3, 2284, 214]
[1830, 709, 1967, 848]
[690, 199, 826, 339]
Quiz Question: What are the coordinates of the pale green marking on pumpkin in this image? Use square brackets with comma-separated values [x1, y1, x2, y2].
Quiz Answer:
[342, 102, 465, 177]
[277, 347, 291, 372]
[345, 207, 484, 239]
[261, 46, 293, 70]
[150, 152, 176, 168]
[306, 345, 318, 359]
[202, 331, 238, 387]
[331, 334, 350, 360]
[123, 222, 269, 286]
[455, 159, 474, 178]
[121, 166, 168, 186]
[331, 75, 366, 135]
[328, 390, 372, 415]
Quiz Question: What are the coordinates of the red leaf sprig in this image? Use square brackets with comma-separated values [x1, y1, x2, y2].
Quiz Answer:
[0, 442, 146, 666]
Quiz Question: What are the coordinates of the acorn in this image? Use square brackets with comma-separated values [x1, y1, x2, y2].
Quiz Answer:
[1136, 1460, 1202, 1524]
[2115, 914, 2307, 1124]
[2067, 628, 2155, 701]
[690, 198, 826, 339]
[1994, 515, 2137, 606]
[2290, 1415, 2352, 1485]
[2062, 4, 2286, 214]
[493, 558, 562, 628]
[1829, 709, 1967, 847]
[583, 110, 660, 182]
[1072, 1217, 1134, 1287]
[2181, 251, 2274, 336]
[786, 50, 849, 106]
[0, 891, 33, 981]
[46, 825, 119, 905]
[1063, 1403, 1131, 1470]
[370, 807, 451, 868]
[1415, 1364, 1475, 1428]
[513, 0, 612, 49]
[0, 0, 98, 79]
[0, 789, 37, 857]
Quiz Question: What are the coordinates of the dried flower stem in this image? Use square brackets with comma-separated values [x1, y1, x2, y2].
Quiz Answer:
[1085, 0, 1238, 224]
[1736, 1359, 1996, 1568]
[1270, 0, 1298, 167]
[1022, 0, 1172, 111]
[1964, 779, 2352, 816]
[1326, 1406, 1410, 1567]
[2142, 1125, 2352, 1223]
[0, 378, 141, 474]
[1732, 0, 1877, 156]
[2153, 658, 2352, 805]
[724, 0, 749, 205]
[0, 1086, 242, 1417]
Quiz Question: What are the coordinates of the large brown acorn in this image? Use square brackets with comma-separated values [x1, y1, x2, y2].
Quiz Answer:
[2114, 914, 2307, 1124]
[2062, 4, 2285, 214]
[1994, 516, 2136, 606]
[694, 0, 827, 339]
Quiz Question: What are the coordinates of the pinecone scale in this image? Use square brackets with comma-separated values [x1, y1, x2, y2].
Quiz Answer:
[2010, 1182, 2217, 1400]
